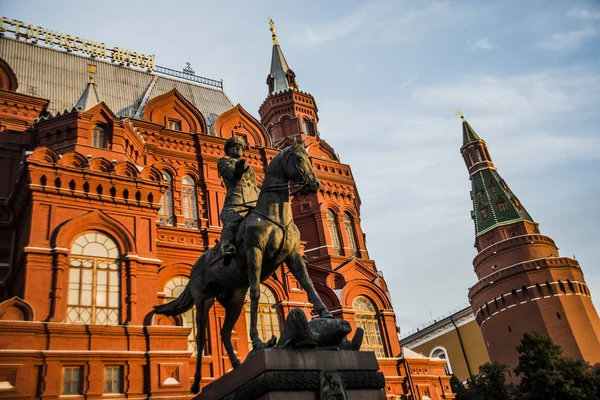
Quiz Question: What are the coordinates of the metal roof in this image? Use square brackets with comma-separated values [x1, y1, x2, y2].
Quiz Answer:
[0, 37, 234, 128]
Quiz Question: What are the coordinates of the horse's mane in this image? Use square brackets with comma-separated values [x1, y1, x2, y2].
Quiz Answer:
[265, 145, 295, 176]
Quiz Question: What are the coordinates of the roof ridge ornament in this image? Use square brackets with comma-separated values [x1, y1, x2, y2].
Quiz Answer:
[269, 18, 279, 46]
[88, 64, 97, 84]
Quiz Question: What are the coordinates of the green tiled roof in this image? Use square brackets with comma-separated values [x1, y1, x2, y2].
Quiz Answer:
[470, 169, 534, 236]
[462, 117, 481, 145]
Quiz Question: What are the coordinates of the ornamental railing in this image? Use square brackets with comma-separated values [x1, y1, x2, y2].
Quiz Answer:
[155, 65, 223, 89]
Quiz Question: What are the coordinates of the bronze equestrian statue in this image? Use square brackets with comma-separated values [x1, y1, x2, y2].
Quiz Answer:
[154, 142, 333, 394]
[217, 136, 259, 265]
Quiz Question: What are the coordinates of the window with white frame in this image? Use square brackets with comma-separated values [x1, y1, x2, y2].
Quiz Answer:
[352, 296, 386, 358]
[68, 232, 120, 325]
[182, 175, 199, 229]
[63, 366, 83, 395]
[326, 210, 343, 256]
[158, 171, 175, 225]
[430, 346, 453, 375]
[343, 212, 359, 257]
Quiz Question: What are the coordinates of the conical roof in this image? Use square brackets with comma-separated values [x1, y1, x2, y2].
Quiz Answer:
[470, 169, 534, 236]
[462, 116, 481, 145]
[267, 19, 298, 94]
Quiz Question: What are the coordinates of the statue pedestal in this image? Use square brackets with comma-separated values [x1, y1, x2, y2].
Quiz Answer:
[195, 348, 386, 400]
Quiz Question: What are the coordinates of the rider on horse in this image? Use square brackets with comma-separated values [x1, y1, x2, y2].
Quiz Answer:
[218, 136, 260, 265]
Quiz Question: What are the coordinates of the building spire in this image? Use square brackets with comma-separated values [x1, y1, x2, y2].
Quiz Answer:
[455, 110, 482, 146]
[267, 18, 298, 95]
[459, 115, 534, 236]
[74, 64, 101, 111]
[269, 18, 279, 46]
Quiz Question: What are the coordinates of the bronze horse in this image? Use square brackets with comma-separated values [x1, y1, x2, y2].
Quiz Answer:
[154, 143, 332, 394]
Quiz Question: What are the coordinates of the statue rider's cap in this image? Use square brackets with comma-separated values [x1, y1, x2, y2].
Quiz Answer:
[224, 136, 246, 156]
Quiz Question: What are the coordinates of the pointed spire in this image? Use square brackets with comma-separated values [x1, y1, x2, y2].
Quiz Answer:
[457, 113, 535, 236]
[455, 111, 482, 145]
[74, 64, 101, 111]
[267, 18, 298, 95]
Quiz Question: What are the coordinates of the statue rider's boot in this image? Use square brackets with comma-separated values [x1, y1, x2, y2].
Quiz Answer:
[221, 243, 236, 266]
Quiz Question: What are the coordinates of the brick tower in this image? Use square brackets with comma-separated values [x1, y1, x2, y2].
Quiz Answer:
[460, 115, 600, 376]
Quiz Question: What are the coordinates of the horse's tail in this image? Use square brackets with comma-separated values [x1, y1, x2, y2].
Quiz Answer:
[153, 284, 194, 317]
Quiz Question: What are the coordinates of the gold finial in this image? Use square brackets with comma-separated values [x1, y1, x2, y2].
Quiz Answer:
[87, 64, 97, 84]
[454, 109, 464, 119]
[269, 18, 279, 45]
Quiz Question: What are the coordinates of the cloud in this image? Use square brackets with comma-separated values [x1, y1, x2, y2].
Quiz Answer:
[293, 0, 456, 46]
[316, 66, 600, 329]
[469, 37, 497, 51]
[567, 7, 600, 20]
[538, 28, 598, 51]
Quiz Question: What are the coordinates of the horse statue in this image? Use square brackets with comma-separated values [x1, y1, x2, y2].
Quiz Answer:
[153, 142, 333, 394]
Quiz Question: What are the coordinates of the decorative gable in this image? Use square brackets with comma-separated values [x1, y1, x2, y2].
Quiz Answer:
[214, 104, 270, 147]
[143, 89, 206, 134]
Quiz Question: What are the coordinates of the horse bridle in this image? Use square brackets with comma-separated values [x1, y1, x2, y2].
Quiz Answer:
[259, 149, 313, 196]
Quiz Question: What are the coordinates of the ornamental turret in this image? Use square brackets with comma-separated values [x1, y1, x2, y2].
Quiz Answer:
[460, 114, 600, 381]
[259, 19, 319, 143]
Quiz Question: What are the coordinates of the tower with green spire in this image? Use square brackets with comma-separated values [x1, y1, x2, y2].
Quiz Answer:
[460, 115, 600, 380]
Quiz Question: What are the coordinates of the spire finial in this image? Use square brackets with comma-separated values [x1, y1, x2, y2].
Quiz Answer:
[269, 18, 279, 45]
[454, 109, 464, 119]
[87, 64, 97, 84]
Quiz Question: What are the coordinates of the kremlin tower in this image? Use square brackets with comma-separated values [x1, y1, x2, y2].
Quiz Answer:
[460, 115, 600, 377]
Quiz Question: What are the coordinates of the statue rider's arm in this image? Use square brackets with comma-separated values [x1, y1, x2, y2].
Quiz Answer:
[218, 158, 248, 180]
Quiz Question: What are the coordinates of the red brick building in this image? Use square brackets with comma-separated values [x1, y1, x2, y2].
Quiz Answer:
[461, 116, 600, 379]
[0, 25, 454, 400]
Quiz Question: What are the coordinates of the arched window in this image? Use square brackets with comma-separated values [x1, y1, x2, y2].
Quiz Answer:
[182, 175, 199, 229]
[326, 210, 342, 256]
[430, 347, 453, 375]
[92, 125, 106, 148]
[163, 277, 209, 356]
[304, 119, 316, 136]
[343, 213, 359, 257]
[158, 171, 175, 225]
[244, 285, 280, 349]
[68, 232, 120, 325]
[352, 296, 385, 358]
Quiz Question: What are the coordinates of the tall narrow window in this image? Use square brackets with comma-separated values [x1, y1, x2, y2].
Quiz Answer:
[105, 366, 123, 394]
[164, 277, 207, 356]
[244, 285, 280, 350]
[158, 171, 175, 226]
[476, 148, 483, 162]
[182, 175, 199, 229]
[490, 181, 498, 193]
[343, 213, 359, 257]
[352, 296, 385, 358]
[326, 210, 343, 256]
[304, 119, 316, 136]
[68, 232, 120, 325]
[92, 125, 106, 148]
[63, 366, 83, 395]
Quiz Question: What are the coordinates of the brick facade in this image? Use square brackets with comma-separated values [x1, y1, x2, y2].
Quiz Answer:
[0, 35, 454, 399]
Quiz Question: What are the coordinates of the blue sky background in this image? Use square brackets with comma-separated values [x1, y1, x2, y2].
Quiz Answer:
[3, 0, 599, 334]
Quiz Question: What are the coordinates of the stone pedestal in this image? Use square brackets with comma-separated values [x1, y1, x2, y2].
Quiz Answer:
[195, 348, 386, 400]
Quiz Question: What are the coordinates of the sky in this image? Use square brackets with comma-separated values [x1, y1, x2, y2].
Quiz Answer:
[2, 0, 599, 334]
